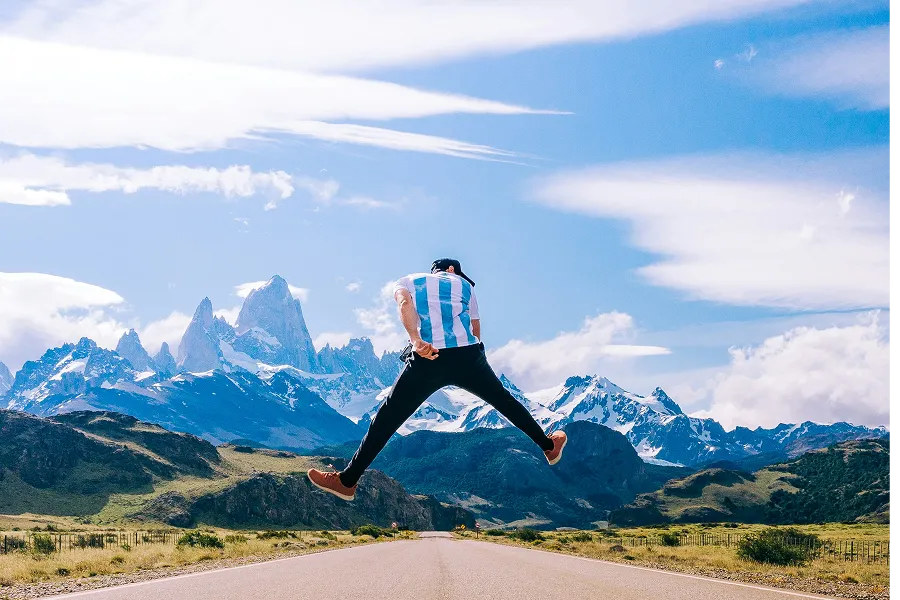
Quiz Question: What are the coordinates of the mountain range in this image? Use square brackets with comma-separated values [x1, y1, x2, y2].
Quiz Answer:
[0, 275, 888, 464]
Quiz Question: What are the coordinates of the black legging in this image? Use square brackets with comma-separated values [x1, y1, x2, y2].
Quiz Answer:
[339, 342, 554, 487]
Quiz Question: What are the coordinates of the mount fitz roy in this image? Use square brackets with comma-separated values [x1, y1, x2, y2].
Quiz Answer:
[1, 275, 887, 464]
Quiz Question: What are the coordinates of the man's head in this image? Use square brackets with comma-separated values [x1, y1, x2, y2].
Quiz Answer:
[431, 258, 475, 287]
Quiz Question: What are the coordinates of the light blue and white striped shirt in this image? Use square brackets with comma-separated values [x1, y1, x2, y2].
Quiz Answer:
[394, 272, 480, 349]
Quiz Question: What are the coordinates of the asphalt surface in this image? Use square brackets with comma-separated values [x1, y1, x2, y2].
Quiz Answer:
[47, 534, 838, 600]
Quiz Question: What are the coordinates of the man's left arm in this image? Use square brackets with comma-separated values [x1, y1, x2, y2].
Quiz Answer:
[471, 319, 481, 341]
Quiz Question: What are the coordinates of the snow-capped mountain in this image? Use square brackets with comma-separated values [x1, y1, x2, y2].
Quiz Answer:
[0, 362, 13, 396]
[0, 274, 886, 464]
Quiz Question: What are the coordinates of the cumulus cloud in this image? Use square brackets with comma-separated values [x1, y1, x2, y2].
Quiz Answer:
[689, 315, 888, 429]
[746, 26, 888, 110]
[354, 281, 408, 355]
[345, 281, 362, 293]
[532, 149, 888, 310]
[137, 311, 191, 355]
[0, 272, 127, 370]
[0, 153, 293, 206]
[0, 36, 549, 154]
[235, 281, 309, 302]
[313, 331, 354, 351]
[488, 312, 670, 391]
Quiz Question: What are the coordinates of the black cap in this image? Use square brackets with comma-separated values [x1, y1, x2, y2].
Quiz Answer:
[431, 258, 475, 287]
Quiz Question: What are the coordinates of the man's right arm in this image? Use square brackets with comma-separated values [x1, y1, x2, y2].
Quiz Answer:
[394, 288, 439, 359]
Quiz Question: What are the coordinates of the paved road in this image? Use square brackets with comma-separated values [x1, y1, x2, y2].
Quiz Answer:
[48, 534, 837, 600]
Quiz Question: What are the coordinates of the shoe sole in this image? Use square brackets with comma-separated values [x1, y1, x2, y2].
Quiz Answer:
[546, 435, 568, 465]
[307, 471, 355, 501]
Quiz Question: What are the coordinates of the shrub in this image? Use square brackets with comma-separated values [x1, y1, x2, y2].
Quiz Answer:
[120, 543, 131, 552]
[110, 555, 126, 565]
[609, 544, 626, 553]
[660, 532, 681, 547]
[4, 536, 27, 552]
[351, 524, 386, 538]
[56, 568, 70, 576]
[623, 555, 635, 560]
[257, 530, 296, 540]
[224, 534, 248, 544]
[558, 537, 570, 544]
[74, 534, 104, 549]
[736, 528, 819, 566]
[319, 531, 337, 540]
[509, 528, 545, 543]
[484, 529, 506, 537]
[31, 534, 56, 556]
[177, 531, 224, 549]
[571, 532, 592, 543]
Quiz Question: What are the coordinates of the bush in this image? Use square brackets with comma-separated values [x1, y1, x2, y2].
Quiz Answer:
[56, 567, 70, 576]
[484, 529, 506, 537]
[509, 528, 545, 543]
[571, 532, 593, 543]
[351, 524, 388, 538]
[120, 543, 131, 552]
[31, 534, 56, 556]
[177, 531, 224, 549]
[256, 530, 296, 540]
[74, 534, 104, 549]
[110, 555, 126, 565]
[224, 534, 248, 544]
[736, 528, 819, 566]
[660, 532, 681, 547]
[319, 531, 337, 540]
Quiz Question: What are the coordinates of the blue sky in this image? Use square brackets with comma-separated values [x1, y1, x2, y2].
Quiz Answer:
[0, 0, 889, 429]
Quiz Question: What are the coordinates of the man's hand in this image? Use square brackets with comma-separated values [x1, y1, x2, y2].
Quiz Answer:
[413, 338, 439, 360]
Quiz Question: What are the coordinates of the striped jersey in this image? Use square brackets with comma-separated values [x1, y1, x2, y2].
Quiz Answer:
[394, 272, 480, 349]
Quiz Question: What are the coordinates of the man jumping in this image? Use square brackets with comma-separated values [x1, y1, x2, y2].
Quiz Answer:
[308, 258, 567, 501]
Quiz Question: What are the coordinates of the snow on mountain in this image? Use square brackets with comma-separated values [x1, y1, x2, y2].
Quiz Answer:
[5, 338, 139, 411]
[115, 329, 153, 371]
[0, 362, 12, 396]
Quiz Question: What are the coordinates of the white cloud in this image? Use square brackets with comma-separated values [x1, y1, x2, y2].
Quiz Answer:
[0, 36, 550, 154]
[138, 311, 191, 355]
[748, 26, 888, 110]
[345, 282, 362, 293]
[0, 272, 127, 370]
[0, 153, 293, 207]
[313, 332, 354, 351]
[354, 281, 407, 355]
[488, 312, 670, 391]
[533, 149, 888, 310]
[689, 315, 888, 429]
[5, 0, 814, 73]
[235, 281, 309, 302]
[714, 59, 726, 70]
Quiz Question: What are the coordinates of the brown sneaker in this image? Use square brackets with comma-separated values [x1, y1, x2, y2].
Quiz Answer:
[544, 431, 567, 465]
[308, 468, 357, 501]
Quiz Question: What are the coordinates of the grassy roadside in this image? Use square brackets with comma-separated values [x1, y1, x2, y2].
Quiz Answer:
[458, 529, 889, 600]
[0, 527, 410, 589]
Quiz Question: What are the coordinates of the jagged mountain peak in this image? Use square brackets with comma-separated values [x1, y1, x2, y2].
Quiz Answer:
[178, 297, 230, 373]
[234, 275, 318, 372]
[193, 297, 214, 322]
[116, 329, 152, 371]
[153, 342, 177, 377]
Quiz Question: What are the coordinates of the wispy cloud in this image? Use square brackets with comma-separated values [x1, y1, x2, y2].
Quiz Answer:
[0, 36, 552, 155]
[488, 312, 670, 391]
[5, 0, 815, 73]
[0, 153, 292, 207]
[745, 26, 888, 110]
[532, 148, 888, 311]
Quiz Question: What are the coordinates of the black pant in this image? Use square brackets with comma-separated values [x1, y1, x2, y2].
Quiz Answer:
[339, 342, 553, 487]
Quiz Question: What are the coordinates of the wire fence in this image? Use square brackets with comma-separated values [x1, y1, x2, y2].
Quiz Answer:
[1, 531, 180, 555]
[595, 534, 889, 564]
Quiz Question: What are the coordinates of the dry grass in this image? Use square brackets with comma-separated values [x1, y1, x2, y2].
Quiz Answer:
[461, 530, 889, 589]
[610, 522, 889, 541]
[0, 529, 408, 587]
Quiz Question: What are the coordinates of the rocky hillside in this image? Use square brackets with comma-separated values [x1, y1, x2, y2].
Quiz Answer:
[318, 421, 691, 529]
[0, 409, 471, 530]
[610, 438, 889, 526]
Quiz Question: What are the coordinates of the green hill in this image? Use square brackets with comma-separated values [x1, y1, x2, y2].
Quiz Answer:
[321, 421, 691, 529]
[610, 438, 889, 526]
[0, 409, 473, 530]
